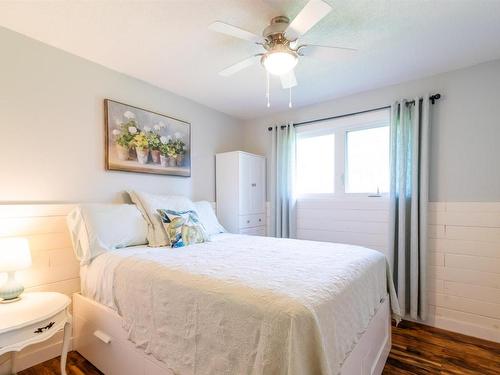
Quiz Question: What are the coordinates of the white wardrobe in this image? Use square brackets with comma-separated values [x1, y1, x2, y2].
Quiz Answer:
[216, 151, 266, 235]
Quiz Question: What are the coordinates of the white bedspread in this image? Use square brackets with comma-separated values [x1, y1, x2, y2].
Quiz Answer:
[83, 234, 400, 375]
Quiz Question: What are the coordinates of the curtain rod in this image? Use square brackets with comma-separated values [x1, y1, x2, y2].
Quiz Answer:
[267, 93, 441, 131]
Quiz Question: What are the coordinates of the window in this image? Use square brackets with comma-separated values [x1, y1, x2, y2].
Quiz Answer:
[346, 126, 390, 193]
[296, 132, 335, 194]
[295, 109, 390, 197]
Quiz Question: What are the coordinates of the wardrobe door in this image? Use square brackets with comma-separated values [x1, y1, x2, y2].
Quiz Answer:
[250, 156, 265, 214]
[239, 153, 253, 215]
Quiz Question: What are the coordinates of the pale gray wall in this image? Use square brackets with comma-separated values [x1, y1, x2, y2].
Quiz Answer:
[0, 27, 244, 203]
[2, 24, 499, 203]
[243, 59, 500, 202]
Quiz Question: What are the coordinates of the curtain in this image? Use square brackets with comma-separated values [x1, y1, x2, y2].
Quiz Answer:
[270, 123, 296, 238]
[389, 97, 431, 321]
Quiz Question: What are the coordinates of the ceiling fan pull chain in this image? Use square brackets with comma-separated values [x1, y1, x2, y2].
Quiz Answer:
[289, 87, 293, 108]
[266, 71, 271, 108]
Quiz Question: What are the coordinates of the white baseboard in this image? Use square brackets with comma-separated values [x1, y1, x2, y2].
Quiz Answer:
[401, 310, 499, 344]
[0, 333, 73, 375]
[425, 315, 500, 343]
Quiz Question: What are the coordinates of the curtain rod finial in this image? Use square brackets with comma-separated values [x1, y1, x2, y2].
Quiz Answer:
[430, 93, 441, 104]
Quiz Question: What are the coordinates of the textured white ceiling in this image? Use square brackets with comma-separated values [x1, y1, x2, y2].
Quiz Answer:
[1, 0, 500, 119]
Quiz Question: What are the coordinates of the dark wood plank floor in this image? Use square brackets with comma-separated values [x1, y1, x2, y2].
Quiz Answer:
[18, 351, 101, 375]
[384, 320, 500, 374]
[20, 320, 500, 374]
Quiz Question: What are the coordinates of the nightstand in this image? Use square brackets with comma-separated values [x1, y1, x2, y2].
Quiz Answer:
[0, 292, 72, 375]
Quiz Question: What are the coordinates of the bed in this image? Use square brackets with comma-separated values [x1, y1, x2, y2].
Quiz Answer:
[72, 232, 400, 375]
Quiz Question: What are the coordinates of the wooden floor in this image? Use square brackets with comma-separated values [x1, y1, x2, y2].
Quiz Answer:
[384, 321, 500, 374]
[19, 321, 500, 375]
[18, 351, 101, 375]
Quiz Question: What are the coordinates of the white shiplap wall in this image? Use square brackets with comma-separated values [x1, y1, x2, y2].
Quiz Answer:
[295, 199, 500, 343]
[295, 198, 390, 256]
[0, 204, 79, 297]
[427, 202, 500, 343]
[0, 204, 79, 373]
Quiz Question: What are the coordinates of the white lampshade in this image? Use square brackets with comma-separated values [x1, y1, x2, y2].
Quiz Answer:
[0, 237, 32, 272]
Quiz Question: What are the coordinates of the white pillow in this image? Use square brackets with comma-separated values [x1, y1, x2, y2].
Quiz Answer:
[128, 191, 196, 247]
[193, 201, 226, 236]
[66, 204, 148, 265]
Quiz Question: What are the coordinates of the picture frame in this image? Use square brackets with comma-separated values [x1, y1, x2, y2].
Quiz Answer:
[104, 99, 191, 177]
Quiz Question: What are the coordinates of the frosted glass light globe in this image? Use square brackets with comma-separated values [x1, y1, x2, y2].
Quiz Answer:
[262, 51, 298, 76]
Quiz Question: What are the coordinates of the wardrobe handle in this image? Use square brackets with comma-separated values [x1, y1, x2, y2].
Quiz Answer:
[251, 183, 256, 187]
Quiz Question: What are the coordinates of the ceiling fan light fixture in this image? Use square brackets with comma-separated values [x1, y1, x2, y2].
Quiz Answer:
[262, 50, 298, 76]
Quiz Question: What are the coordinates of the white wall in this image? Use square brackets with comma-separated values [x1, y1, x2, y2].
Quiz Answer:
[296, 197, 390, 255]
[427, 202, 500, 343]
[0, 204, 78, 373]
[243, 59, 500, 203]
[0, 27, 244, 204]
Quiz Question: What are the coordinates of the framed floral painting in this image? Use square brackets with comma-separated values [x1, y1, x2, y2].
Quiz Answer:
[104, 99, 191, 177]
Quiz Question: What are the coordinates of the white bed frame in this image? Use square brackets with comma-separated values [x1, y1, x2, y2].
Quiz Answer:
[73, 293, 391, 375]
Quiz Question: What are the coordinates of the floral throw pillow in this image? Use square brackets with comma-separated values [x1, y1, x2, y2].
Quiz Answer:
[157, 209, 209, 248]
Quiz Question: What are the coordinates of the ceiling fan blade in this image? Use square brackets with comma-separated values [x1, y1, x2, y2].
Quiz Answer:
[280, 70, 298, 89]
[218, 55, 260, 77]
[209, 21, 262, 43]
[286, 0, 332, 41]
[300, 45, 357, 61]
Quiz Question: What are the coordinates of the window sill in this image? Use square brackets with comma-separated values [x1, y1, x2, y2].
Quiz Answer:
[296, 193, 389, 201]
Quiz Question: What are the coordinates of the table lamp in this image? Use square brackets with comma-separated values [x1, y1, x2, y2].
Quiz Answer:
[0, 237, 32, 303]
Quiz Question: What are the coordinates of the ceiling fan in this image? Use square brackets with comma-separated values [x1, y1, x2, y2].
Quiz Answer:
[209, 0, 357, 107]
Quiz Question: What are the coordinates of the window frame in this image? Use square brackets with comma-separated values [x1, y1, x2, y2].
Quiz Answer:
[295, 108, 391, 200]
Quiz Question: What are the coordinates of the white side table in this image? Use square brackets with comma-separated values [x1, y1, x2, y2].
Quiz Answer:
[0, 292, 72, 375]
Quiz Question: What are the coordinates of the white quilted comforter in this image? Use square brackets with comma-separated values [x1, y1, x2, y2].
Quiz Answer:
[110, 234, 400, 375]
